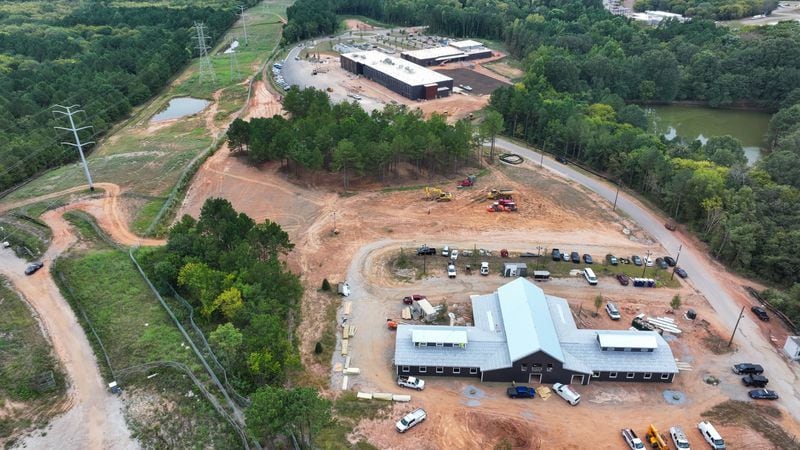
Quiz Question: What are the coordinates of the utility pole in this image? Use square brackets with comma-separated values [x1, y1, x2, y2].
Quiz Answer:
[238, 5, 249, 45]
[641, 249, 652, 277]
[229, 41, 240, 82]
[727, 306, 745, 347]
[671, 244, 683, 280]
[193, 22, 216, 85]
[53, 105, 94, 191]
[612, 181, 620, 211]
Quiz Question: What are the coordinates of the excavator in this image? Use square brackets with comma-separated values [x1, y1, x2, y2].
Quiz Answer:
[487, 189, 514, 200]
[424, 187, 453, 202]
[646, 424, 669, 450]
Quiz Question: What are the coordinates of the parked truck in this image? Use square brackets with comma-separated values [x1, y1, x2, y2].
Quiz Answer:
[397, 375, 425, 390]
[621, 428, 645, 449]
[669, 425, 691, 449]
[552, 383, 581, 405]
[506, 386, 536, 399]
[646, 424, 669, 450]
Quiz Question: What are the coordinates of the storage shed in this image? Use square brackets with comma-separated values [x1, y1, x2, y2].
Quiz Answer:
[784, 336, 800, 360]
[503, 262, 528, 277]
[412, 299, 438, 322]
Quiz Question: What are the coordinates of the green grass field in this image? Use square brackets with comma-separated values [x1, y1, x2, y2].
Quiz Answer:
[0, 277, 65, 441]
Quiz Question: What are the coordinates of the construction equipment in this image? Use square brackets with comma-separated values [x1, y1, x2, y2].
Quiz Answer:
[487, 189, 514, 200]
[436, 192, 453, 202]
[424, 187, 453, 201]
[487, 201, 517, 212]
[386, 319, 398, 330]
[646, 424, 669, 450]
[457, 175, 477, 188]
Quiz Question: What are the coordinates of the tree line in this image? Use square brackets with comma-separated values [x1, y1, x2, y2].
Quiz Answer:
[140, 198, 331, 446]
[227, 87, 476, 188]
[0, 0, 259, 193]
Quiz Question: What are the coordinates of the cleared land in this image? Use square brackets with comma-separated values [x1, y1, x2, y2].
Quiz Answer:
[436, 68, 511, 95]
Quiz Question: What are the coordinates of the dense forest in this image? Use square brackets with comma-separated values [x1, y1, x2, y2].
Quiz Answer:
[279, 0, 800, 325]
[0, 0, 259, 193]
[140, 198, 330, 445]
[633, 0, 777, 20]
[227, 87, 476, 187]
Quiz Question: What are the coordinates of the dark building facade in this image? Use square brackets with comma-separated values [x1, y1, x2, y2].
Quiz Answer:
[340, 51, 453, 100]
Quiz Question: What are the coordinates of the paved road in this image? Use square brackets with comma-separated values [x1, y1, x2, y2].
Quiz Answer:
[494, 137, 800, 420]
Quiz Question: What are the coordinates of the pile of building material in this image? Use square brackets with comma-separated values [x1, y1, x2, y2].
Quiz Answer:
[675, 360, 692, 371]
[357, 392, 411, 402]
[646, 316, 682, 334]
[535, 386, 552, 400]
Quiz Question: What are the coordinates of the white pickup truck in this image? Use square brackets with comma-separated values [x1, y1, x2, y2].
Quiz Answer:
[552, 382, 581, 405]
[397, 375, 425, 391]
[669, 426, 691, 449]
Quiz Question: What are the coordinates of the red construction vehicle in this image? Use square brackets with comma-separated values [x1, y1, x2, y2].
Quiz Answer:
[458, 175, 477, 188]
[386, 319, 398, 330]
[487, 201, 517, 212]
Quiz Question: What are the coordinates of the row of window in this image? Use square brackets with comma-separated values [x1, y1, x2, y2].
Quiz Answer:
[521, 363, 553, 372]
[414, 342, 465, 348]
[591, 371, 670, 380]
[600, 347, 655, 353]
[400, 366, 478, 375]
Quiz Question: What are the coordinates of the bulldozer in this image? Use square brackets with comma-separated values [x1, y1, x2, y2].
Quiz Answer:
[487, 189, 514, 200]
[424, 187, 453, 202]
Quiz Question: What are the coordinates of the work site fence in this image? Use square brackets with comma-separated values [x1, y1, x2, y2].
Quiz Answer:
[129, 247, 258, 450]
[747, 286, 799, 334]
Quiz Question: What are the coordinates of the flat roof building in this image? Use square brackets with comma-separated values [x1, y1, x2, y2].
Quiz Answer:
[394, 278, 678, 385]
[340, 51, 453, 100]
[401, 40, 493, 66]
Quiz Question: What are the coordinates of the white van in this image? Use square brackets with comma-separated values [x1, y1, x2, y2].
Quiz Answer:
[583, 267, 598, 285]
[698, 421, 725, 449]
[396, 408, 426, 433]
[480, 262, 489, 276]
[553, 383, 581, 405]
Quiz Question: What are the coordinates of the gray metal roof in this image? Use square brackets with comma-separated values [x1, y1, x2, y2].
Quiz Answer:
[342, 51, 452, 86]
[394, 325, 511, 371]
[498, 278, 564, 362]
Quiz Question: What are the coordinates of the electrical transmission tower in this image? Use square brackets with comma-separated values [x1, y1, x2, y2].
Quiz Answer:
[193, 22, 216, 85]
[53, 105, 95, 191]
[238, 5, 248, 45]
[229, 40, 240, 82]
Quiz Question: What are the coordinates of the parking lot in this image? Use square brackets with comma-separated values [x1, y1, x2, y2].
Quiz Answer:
[436, 68, 510, 95]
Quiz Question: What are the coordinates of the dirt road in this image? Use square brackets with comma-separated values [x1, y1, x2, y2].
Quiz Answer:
[0, 206, 137, 449]
[493, 137, 800, 422]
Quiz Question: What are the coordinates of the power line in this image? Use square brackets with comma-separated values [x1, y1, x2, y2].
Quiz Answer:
[52, 105, 95, 191]
[229, 40, 241, 82]
[193, 22, 216, 85]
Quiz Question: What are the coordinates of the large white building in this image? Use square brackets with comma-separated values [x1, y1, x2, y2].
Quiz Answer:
[340, 50, 453, 100]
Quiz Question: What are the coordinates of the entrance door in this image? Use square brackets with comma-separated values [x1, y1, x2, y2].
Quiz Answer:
[571, 374, 585, 385]
[528, 373, 542, 384]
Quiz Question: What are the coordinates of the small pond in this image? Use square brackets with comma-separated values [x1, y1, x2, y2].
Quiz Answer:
[648, 105, 772, 165]
[151, 97, 210, 122]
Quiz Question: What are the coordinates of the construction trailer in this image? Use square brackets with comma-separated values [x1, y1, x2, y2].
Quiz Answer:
[412, 299, 438, 322]
[503, 262, 528, 277]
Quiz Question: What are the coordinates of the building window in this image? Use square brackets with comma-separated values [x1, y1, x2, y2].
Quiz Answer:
[521, 363, 528, 372]
[436, 343, 444, 347]
[592, 371, 600, 379]
[419, 367, 427, 373]
[546, 364, 553, 372]
[607, 347, 615, 351]
[453, 368, 461, 374]
[436, 367, 444, 374]
[609, 372, 617, 379]
[401, 366, 410, 373]
[644, 373, 652, 380]
[469, 368, 478, 374]
[532, 363, 542, 372]
[626, 372, 635, 379]
[661, 373, 671, 380]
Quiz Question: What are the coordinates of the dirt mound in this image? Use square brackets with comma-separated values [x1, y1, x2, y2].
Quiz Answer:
[460, 409, 538, 448]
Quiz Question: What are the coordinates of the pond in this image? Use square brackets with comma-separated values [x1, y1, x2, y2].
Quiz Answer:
[151, 97, 210, 122]
[648, 105, 772, 165]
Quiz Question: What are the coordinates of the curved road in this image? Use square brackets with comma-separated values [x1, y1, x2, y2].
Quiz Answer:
[494, 137, 800, 420]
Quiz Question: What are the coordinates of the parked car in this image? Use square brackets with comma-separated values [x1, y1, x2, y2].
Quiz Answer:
[674, 267, 688, 278]
[556, 155, 568, 164]
[450, 249, 459, 261]
[732, 363, 764, 375]
[417, 245, 436, 256]
[570, 251, 580, 263]
[24, 262, 44, 275]
[751, 306, 769, 321]
[663, 256, 677, 267]
[561, 252, 569, 262]
[655, 257, 668, 269]
[665, 221, 677, 231]
[396, 408, 427, 433]
[552, 248, 561, 261]
[617, 274, 630, 286]
[669, 426, 691, 450]
[606, 254, 618, 265]
[403, 294, 426, 305]
[583, 253, 593, 264]
[748, 389, 779, 400]
[742, 374, 769, 387]
[447, 264, 456, 278]
[480, 261, 489, 276]
[552, 383, 581, 405]
[618, 257, 631, 264]
[441, 246, 450, 257]
[506, 386, 536, 399]
[606, 302, 621, 320]
[397, 375, 425, 390]
[632, 255, 643, 266]
[645, 256, 654, 267]
[622, 428, 645, 450]
[697, 421, 725, 449]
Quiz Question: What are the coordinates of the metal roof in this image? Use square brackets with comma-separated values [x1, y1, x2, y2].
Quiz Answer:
[597, 331, 658, 349]
[395, 325, 511, 371]
[401, 46, 465, 61]
[497, 278, 564, 362]
[449, 39, 484, 50]
[411, 329, 467, 345]
[342, 51, 452, 86]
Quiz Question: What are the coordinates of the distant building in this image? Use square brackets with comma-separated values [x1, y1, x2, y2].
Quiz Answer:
[340, 50, 453, 100]
[400, 39, 493, 66]
[394, 278, 678, 385]
[629, 10, 687, 25]
[784, 336, 800, 360]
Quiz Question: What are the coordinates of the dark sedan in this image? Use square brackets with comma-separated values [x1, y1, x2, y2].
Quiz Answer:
[24, 262, 44, 275]
[552, 249, 561, 261]
[570, 252, 580, 263]
[583, 254, 593, 264]
[617, 274, 630, 286]
[663, 256, 676, 267]
[751, 306, 769, 321]
[655, 258, 668, 269]
[632, 255, 642, 266]
[748, 389, 779, 400]
[674, 267, 688, 278]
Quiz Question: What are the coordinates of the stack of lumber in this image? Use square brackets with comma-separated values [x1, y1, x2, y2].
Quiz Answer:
[646, 316, 682, 334]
